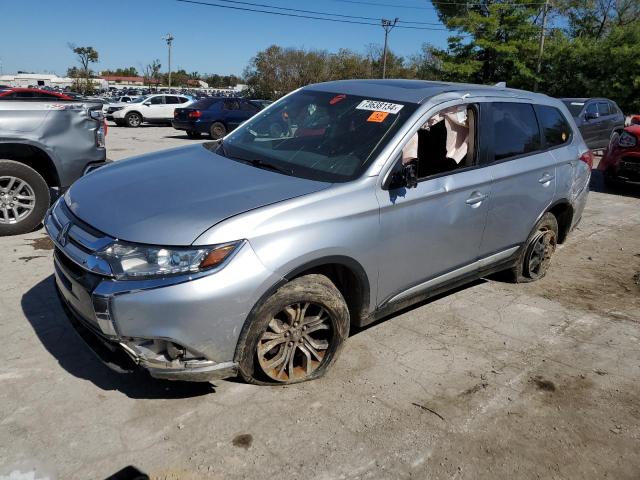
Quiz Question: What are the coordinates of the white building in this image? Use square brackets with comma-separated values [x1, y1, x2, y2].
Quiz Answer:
[0, 73, 107, 91]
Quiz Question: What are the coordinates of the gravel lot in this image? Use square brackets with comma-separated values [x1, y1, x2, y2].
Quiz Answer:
[1, 125, 639, 480]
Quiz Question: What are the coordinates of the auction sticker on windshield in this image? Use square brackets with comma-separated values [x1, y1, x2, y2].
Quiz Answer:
[356, 100, 404, 114]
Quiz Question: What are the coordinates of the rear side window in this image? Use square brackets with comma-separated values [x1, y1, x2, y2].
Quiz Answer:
[190, 98, 220, 110]
[241, 101, 259, 112]
[535, 105, 572, 148]
[491, 103, 541, 161]
[165, 96, 180, 104]
[223, 99, 240, 111]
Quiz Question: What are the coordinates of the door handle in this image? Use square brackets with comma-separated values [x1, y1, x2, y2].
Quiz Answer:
[538, 173, 554, 184]
[465, 191, 488, 206]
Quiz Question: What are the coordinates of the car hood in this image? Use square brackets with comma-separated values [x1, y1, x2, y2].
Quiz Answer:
[65, 144, 331, 245]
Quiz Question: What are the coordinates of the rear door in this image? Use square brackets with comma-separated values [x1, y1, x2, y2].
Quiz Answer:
[597, 101, 615, 146]
[163, 95, 183, 120]
[222, 99, 245, 129]
[479, 102, 557, 257]
[581, 102, 600, 148]
[239, 100, 260, 124]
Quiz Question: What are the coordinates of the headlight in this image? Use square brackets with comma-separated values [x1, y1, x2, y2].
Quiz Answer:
[97, 240, 242, 280]
[619, 131, 637, 148]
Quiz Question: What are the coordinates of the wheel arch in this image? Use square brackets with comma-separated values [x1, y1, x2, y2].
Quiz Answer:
[547, 199, 574, 244]
[0, 142, 60, 187]
[233, 255, 372, 363]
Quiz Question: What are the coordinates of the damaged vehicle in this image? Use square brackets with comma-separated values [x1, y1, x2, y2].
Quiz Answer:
[0, 99, 107, 235]
[46, 80, 591, 385]
[599, 124, 640, 186]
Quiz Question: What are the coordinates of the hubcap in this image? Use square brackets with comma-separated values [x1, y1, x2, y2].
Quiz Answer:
[257, 302, 333, 382]
[129, 115, 140, 126]
[0, 176, 36, 225]
[525, 229, 556, 278]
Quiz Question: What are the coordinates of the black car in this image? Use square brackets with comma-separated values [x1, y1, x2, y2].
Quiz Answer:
[561, 98, 625, 150]
[172, 97, 263, 139]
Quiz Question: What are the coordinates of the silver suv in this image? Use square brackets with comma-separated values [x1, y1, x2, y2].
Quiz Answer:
[46, 80, 591, 385]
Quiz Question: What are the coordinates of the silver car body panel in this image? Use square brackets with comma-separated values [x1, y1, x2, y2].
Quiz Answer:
[0, 100, 107, 187]
[46, 80, 591, 381]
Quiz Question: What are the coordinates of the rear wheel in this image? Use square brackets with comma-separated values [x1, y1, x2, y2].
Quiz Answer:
[511, 212, 558, 283]
[209, 122, 227, 140]
[186, 130, 201, 139]
[0, 160, 50, 236]
[237, 274, 350, 385]
[125, 112, 142, 128]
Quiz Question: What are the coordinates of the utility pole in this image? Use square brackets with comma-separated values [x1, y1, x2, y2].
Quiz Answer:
[381, 18, 398, 79]
[534, 0, 550, 92]
[163, 33, 174, 89]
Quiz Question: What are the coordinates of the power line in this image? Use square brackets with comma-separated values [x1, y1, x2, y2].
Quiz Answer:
[326, 0, 545, 8]
[178, 0, 445, 25]
[176, 0, 451, 29]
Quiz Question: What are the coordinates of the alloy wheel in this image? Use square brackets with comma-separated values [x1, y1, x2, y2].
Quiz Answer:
[257, 302, 333, 382]
[0, 176, 36, 224]
[525, 229, 556, 279]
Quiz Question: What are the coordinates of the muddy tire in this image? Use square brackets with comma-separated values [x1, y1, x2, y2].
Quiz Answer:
[125, 112, 142, 128]
[0, 160, 50, 236]
[511, 212, 558, 283]
[209, 122, 227, 140]
[237, 274, 350, 385]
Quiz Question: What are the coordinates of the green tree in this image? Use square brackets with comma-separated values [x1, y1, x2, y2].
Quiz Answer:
[68, 44, 99, 94]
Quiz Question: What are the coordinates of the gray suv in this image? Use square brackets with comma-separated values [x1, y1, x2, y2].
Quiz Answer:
[561, 97, 625, 150]
[46, 80, 591, 385]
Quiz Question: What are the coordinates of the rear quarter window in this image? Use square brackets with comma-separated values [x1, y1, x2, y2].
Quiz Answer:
[491, 103, 541, 161]
[535, 105, 572, 148]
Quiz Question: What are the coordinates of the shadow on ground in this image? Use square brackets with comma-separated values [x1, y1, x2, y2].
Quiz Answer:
[21, 275, 215, 399]
[590, 169, 640, 199]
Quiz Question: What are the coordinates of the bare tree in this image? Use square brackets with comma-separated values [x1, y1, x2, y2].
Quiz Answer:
[68, 43, 99, 94]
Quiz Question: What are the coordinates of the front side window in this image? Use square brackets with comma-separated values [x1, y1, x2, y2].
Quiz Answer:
[535, 105, 572, 148]
[585, 103, 598, 116]
[491, 103, 541, 162]
[216, 90, 417, 182]
[149, 96, 164, 105]
[401, 104, 477, 179]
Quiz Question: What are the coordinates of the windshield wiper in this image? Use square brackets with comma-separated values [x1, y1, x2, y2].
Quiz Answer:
[243, 158, 294, 176]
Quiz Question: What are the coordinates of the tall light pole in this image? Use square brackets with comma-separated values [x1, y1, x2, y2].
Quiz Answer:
[163, 33, 174, 89]
[534, 0, 550, 91]
[381, 18, 398, 79]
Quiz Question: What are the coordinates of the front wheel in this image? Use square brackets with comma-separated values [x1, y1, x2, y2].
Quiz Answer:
[0, 160, 50, 236]
[125, 112, 142, 128]
[209, 122, 227, 140]
[510, 212, 558, 283]
[237, 274, 350, 385]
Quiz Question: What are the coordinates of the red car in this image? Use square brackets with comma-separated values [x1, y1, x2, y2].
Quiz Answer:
[598, 124, 640, 185]
[0, 87, 73, 100]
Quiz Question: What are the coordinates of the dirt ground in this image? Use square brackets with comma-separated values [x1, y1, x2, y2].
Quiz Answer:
[0, 126, 639, 479]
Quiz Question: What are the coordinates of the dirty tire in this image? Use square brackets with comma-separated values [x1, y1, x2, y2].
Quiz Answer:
[125, 112, 142, 128]
[186, 130, 201, 139]
[209, 122, 227, 140]
[237, 274, 350, 385]
[511, 212, 558, 283]
[0, 160, 50, 236]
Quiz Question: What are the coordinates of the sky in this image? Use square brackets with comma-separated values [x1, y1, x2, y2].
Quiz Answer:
[0, 0, 452, 77]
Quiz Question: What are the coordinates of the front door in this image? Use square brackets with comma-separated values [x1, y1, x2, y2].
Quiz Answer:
[375, 102, 491, 306]
[144, 95, 166, 120]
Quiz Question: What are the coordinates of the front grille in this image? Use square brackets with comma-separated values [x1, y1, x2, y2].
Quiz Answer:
[46, 200, 114, 276]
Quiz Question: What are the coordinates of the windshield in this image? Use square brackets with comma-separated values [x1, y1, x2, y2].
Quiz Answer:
[217, 90, 417, 182]
[562, 100, 585, 117]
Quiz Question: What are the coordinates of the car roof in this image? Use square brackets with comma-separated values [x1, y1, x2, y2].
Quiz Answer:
[303, 79, 553, 105]
[561, 97, 612, 103]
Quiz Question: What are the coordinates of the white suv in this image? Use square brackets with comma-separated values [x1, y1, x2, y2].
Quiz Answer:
[112, 94, 192, 127]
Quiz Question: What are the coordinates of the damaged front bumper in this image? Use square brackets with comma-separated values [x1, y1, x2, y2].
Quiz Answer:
[57, 285, 238, 382]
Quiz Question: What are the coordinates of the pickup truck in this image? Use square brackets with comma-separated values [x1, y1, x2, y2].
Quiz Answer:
[0, 99, 107, 235]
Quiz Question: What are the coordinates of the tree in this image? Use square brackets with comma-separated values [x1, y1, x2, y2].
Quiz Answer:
[101, 67, 138, 77]
[429, 1, 542, 89]
[143, 59, 162, 90]
[68, 44, 99, 94]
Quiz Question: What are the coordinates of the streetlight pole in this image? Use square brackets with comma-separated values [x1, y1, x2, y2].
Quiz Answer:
[381, 18, 398, 79]
[163, 34, 174, 89]
[534, 0, 550, 91]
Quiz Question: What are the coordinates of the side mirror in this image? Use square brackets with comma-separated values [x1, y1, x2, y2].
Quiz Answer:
[143, 101, 151, 106]
[585, 112, 599, 121]
[389, 161, 418, 189]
